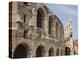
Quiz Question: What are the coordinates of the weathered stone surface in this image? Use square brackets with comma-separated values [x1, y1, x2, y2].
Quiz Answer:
[9, 2, 65, 58]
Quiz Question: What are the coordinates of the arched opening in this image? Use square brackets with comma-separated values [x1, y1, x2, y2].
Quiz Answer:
[65, 47, 71, 55]
[49, 16, 53, 34]
[36, 45, 45, 57]
[37, 8, 45, 28]
[49, 48, 54, 56]
[56, 48, 59, 56]
[13, 43, 30, 58]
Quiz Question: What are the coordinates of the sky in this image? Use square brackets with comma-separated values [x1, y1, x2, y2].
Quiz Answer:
[46, 4, 78, 40]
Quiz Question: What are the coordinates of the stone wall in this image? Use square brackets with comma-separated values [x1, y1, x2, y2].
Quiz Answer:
[9, 1, 65, 58]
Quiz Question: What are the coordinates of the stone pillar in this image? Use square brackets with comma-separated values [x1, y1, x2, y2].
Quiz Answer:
[28, 49, 33, 58]
[61, 28, 64, 45]
[9, 47, 15, 58]
[9, 28, 17, 58]
[42, 16, 49, 36]
[54, 21, 56, 39]
[53, 48, 56, 56]
[58, 25, 60, 40]
[60, 26, 61, 41]
[63, 48, 65, 55]
[11, 2, 18, 29]
[50, 17, 55, 38]
[61, 28, 63, 41]
[59, 48, 62, 56]
[58, 25, 61, 41]
[31, 7, 37, 28]
[55, 21, 58, 40]
[44, 50, 49, 57]
[56, 22, 59, 40]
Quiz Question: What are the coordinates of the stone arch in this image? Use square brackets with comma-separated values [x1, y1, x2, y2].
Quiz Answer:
[56, 48, 59, 56]
[48, 15, 53, 34]
[48, 47, 54, 56]
[43, 5, 49, 14]
[36, 45, 46, 57]
[65, 47, 71, 55]
[13, 43, 30, 58]
[37, 7, 46, 28]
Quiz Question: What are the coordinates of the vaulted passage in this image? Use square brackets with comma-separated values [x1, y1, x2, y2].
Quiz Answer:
[37, 8, 45, 28]
[13, 43, 30, 58]
[49, 48, 54, 56]
[36, 46, 45, 57]
[65, 47, 71, 55]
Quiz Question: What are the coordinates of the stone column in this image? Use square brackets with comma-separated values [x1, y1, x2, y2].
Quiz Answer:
[59, 48, 61, 56]
[9, 47, 15, 58]
[60, 26, 61, 41]
[28, 49, 33, 58]
[31, 7, 37, 28]
[11, 2, 18, 29]
[54, 21, 56, 39]
[63, 48, 65, 55]
[61, 28, 64, 43]
[50, 18, 55, 38]
[56, 22, 59, 40]
[58, 25, 60, 40]
[42, 16, 49, 36]
[45, 49, 49, 57]
[55, 21, 58, 40]
[10, 42, 17, 58]
[53, 48, 56, 56]
[45, 52, 48, 57]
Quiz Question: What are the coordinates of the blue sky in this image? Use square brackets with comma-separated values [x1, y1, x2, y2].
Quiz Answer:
[46, 4, 78, 40]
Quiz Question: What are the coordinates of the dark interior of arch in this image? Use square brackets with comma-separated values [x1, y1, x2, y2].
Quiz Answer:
[49, 16, 53, 34]
[49, 48, 54, 56]
[36, 46, 45, 57]
[65, 47, 71, 55]
[37, 8, 44, 28]
[13, 44, 27, 58]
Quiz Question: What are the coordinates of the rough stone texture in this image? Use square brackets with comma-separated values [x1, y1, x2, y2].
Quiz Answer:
[73, 40, 78, 55]
[9, 2, 65, 58]
[64, 19, 73, 55]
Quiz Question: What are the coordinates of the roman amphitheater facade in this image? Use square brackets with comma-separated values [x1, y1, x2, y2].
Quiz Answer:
[9, 2, 65, 58]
